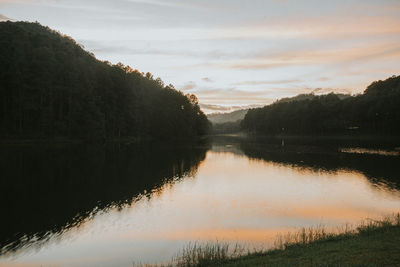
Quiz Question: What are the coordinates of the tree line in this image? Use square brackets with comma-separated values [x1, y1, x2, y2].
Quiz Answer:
[241, 75, 400, 135]
[0, 21, 210, 140]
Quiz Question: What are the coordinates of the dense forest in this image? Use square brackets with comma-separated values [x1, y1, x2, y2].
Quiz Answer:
[241, 75, 400, 135]
[210, 120, 242, 134]
[0, 21, 210, 140]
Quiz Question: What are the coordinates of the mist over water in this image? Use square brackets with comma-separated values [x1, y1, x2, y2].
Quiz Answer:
[1, 137, 400, 266]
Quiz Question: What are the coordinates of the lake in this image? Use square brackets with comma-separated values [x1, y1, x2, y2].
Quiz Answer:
[1, 136, 400, 266]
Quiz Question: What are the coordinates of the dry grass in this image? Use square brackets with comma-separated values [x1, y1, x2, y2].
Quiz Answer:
[133, 213, 400, 267]
[273, 213, 400, 250]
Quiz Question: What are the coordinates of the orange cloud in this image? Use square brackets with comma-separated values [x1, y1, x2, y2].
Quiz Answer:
[208, 12, 400, 41]
[218, 42, 400, 70]
[0, 14, 11, 21]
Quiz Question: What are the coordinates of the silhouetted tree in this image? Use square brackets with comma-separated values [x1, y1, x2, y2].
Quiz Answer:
[0, 21, 210, 140]
[241, 75, 400, 135]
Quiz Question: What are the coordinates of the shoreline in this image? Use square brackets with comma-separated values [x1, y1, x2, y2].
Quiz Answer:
[0, 136, 210, 146]
[156, 214, 400, 267]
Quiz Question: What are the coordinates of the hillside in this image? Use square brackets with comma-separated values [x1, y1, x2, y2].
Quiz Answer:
[241, 75, 400, 135]
[0, 21, 210, 140]
[276, 93, 351, 104]
[207, 109, 248, 124]
[207, 93, 350, 126]
[207, 94, 352, 134]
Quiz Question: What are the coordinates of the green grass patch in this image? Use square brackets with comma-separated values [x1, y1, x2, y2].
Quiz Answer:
[136, 214, 400, 267]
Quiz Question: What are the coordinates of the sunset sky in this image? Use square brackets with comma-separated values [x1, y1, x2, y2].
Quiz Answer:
[1, 0, 399, 113]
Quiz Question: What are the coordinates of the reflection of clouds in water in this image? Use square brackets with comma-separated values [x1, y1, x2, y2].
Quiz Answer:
[1, 141, 400, 266]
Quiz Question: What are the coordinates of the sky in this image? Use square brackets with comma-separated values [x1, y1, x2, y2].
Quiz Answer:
[1, 0, 399, 113]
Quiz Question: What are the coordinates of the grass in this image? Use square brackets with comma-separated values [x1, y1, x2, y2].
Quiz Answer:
[222, 214, 400, 267]
[172, 242, 244, 267]
[136, 214, 400, 267]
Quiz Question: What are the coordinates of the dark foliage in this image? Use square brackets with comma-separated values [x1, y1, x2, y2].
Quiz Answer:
[211, 120, 242, 134]
[241, 75, 400, 135]
[0, 21, 210, 140]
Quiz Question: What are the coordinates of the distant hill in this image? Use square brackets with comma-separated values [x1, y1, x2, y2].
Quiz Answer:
[275, 93, 351, 104]
[208, 109, 248, 124]
[207, 94, 353, 134]
[0, 21, 210, 140]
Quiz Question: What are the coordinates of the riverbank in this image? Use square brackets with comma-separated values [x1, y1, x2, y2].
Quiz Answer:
[222, 225, 400, 266]
[167, 214, 400, 267]
[0, 135, 210, 146]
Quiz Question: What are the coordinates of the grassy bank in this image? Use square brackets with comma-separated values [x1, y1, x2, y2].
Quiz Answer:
[220, 221, 400, 266]
[146, 214, 400, 267]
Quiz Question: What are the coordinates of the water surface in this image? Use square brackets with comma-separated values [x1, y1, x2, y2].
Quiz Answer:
[1, 137, 400, 266]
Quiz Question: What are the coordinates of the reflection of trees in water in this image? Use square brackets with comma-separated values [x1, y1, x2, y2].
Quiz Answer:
[237, 137, 400, 191]
[0, 141, 209, 256]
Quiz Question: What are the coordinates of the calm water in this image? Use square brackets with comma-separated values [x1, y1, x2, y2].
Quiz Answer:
[1, 137, 400, 266]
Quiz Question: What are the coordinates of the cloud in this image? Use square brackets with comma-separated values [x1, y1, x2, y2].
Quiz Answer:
[233, 79, 302, 86]
[199, 104, 232, 112]
[202, 77, 213, 82]
[176, 61, 292, 71]
[80, 40, 237, 60]
[310, 88, 352, 95]
[200, 103, 265, 114]
[204, 42, 400, 71]
[0, 14, 12, 21]
[178, 40, 400, 72]
[180, 81, 196, 90]
[0, 0, 46, 3]
[208, 11, 400, 41]
[272, 43, 400, 64]
[228, 62, 291, 70]
[193, 87, 277, 106]
[87, 45, 192, 57]
[125, 0, 210, 10]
